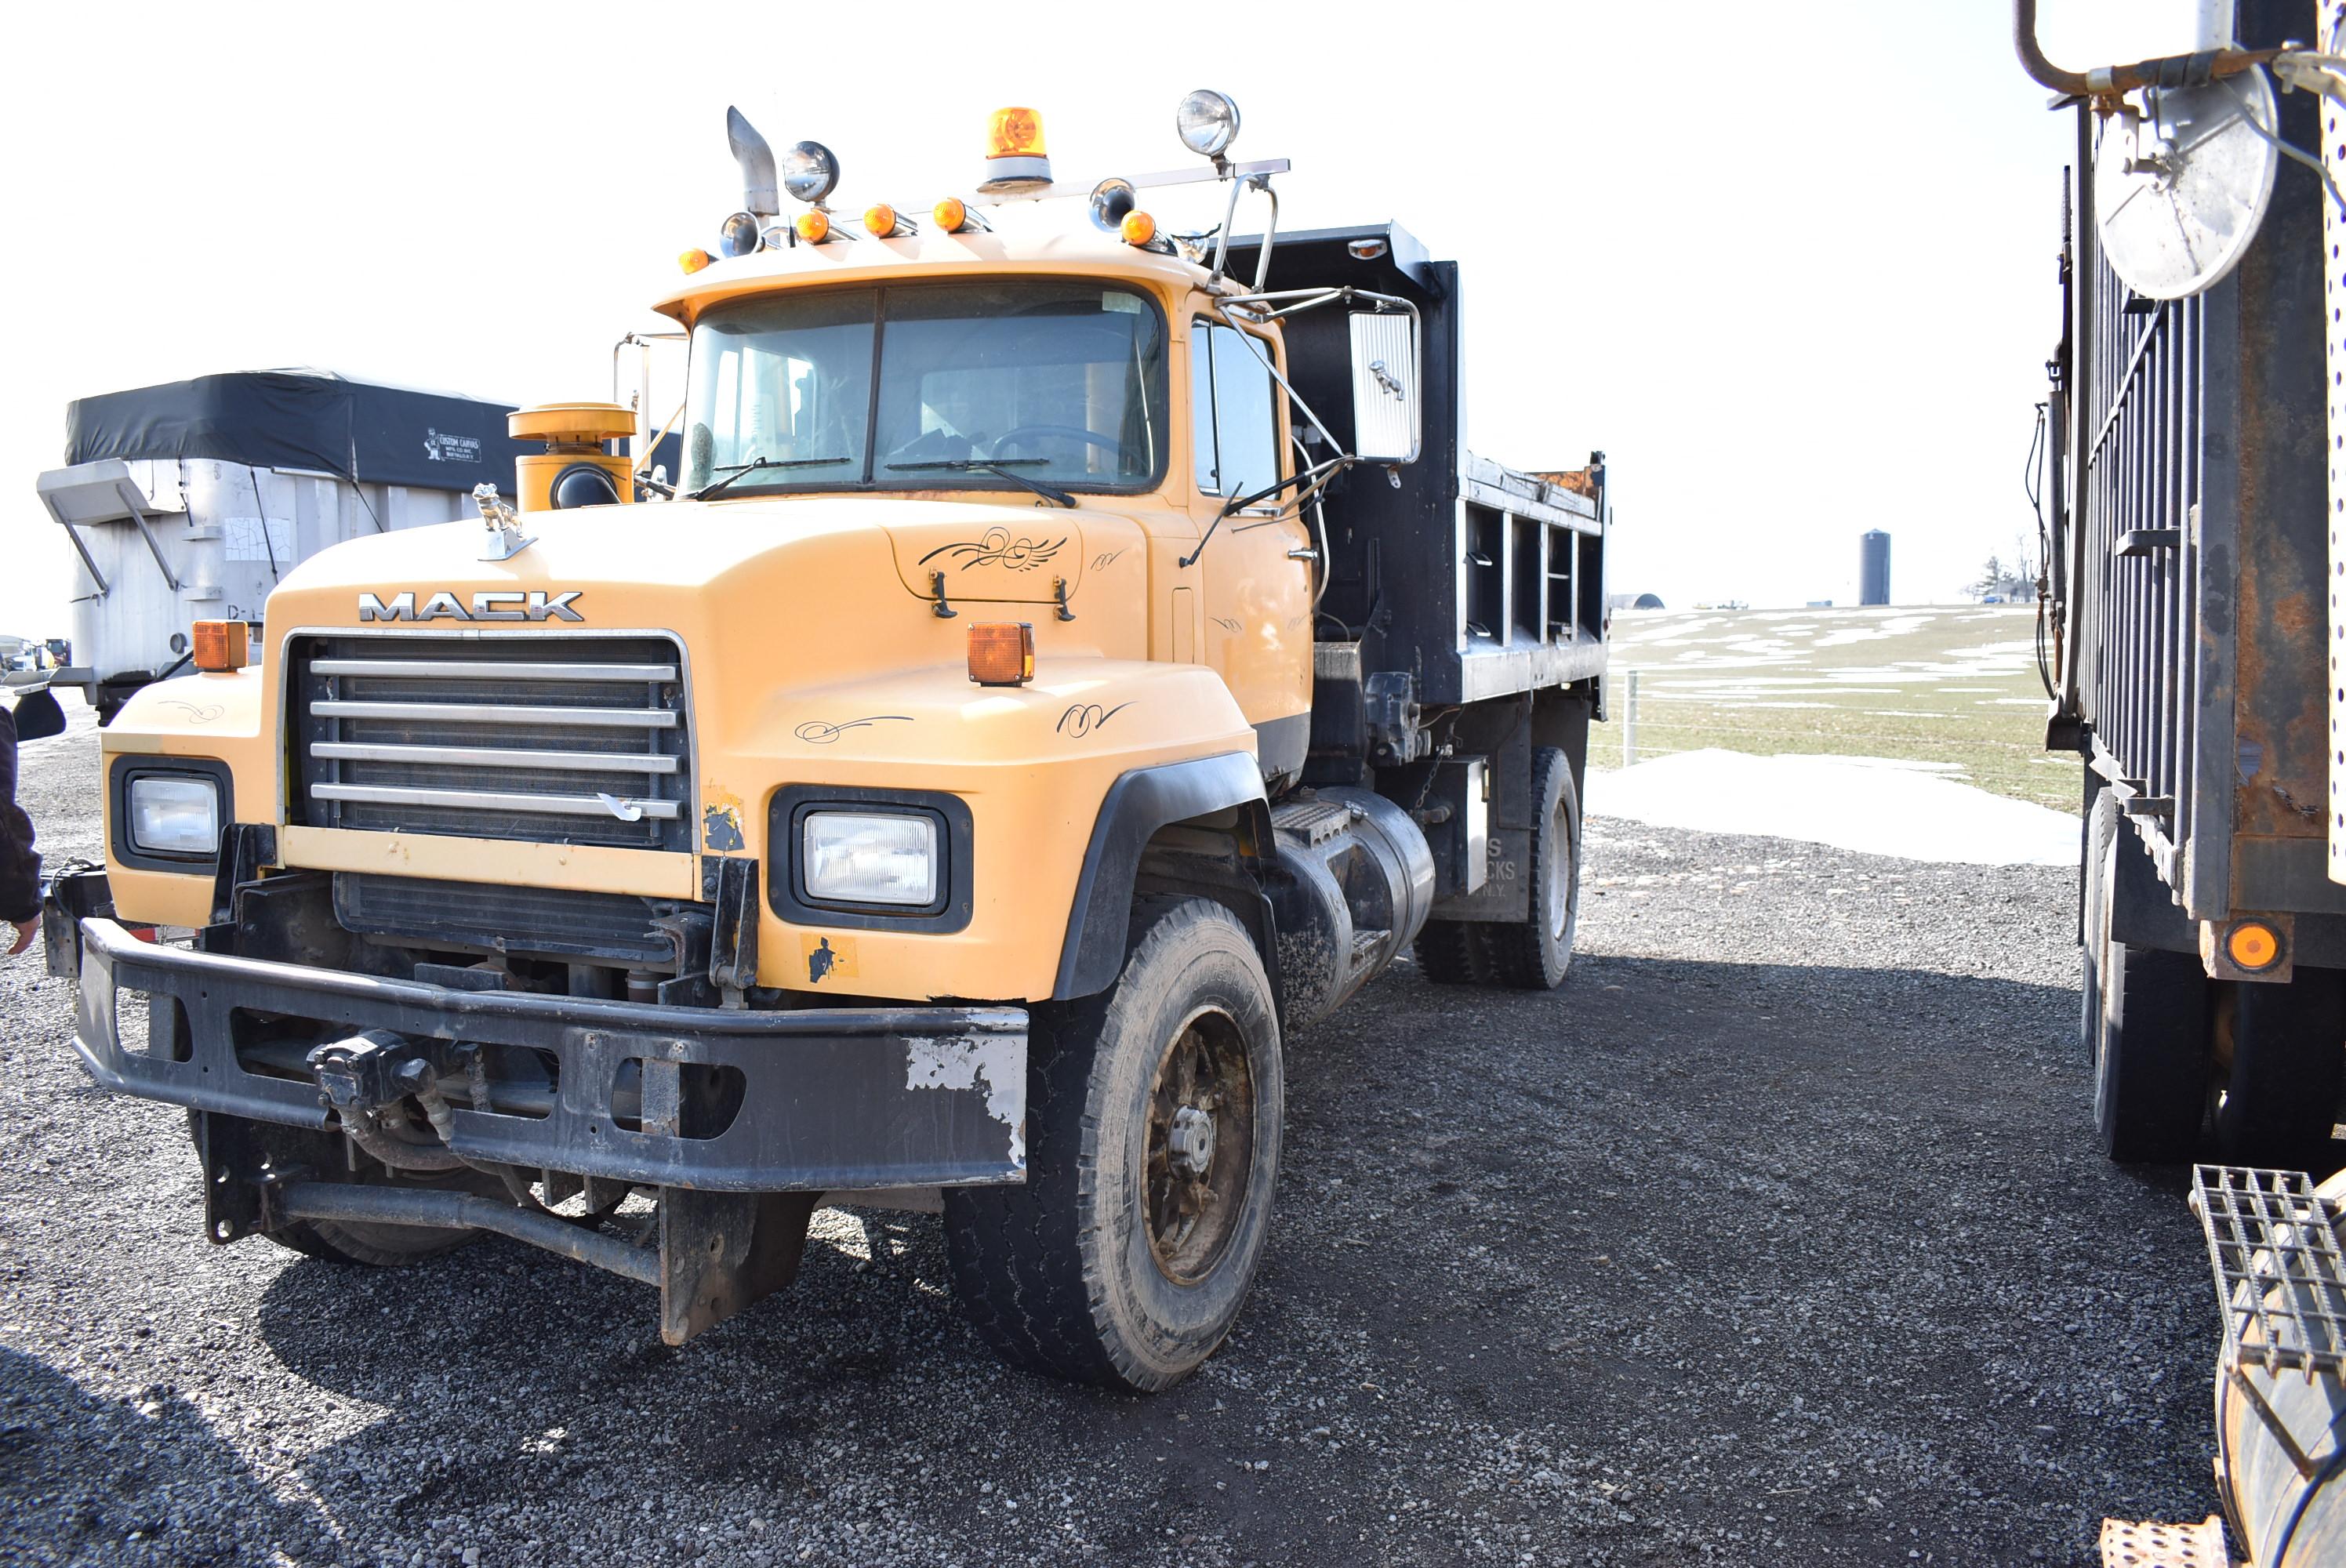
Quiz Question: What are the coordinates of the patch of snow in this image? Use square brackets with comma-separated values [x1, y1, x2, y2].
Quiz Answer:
[1585, 748, 2077, 866]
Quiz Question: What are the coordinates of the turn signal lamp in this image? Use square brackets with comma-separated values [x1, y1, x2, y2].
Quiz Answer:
[678, 248, 714, 274]
[864, 203, 902, 238]
[2228, 920, 2282, 971]
[191, 620, 249, 673]
[1120, 210, 1157, 246]
[979, 106, 1052, 194]
[968, 622, 1035, 686]
[795, 209, 830, 244]
[934, 196, 969, 232]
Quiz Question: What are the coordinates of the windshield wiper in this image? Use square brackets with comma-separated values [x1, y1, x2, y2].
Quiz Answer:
[688, 455, 852, 501]
[886, 459, 1077, 509]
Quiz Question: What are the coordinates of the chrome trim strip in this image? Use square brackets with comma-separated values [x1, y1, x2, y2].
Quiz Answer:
[309, 782, 682, 820]
[310, 742, 681, 775]
[310, 700, 679, 729]
[309, 658, 679, 683]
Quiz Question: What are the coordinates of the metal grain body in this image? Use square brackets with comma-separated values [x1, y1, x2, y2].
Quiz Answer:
[2054, 0, 2341, 943]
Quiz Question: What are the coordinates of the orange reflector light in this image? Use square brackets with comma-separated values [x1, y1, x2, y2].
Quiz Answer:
[2228, 920, 2282, 971]
[795, 210, 830, 244]
[678, 249, 714, 274]
[1120, 210, 1157, 246]
[191, 620, 249, 673]
[864, 203, 899, 237]
[987, 107, 1047, 160]
[967, 622, 1035, 687]
[934, 196, 968, 232]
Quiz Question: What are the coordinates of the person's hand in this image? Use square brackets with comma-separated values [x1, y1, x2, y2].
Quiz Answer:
[6, 920, 34, 957]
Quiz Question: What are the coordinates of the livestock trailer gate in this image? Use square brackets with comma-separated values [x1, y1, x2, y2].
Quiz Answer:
[2028, 0, 2346, 1174]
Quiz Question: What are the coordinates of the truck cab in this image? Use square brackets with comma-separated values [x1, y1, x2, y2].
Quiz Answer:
[53, 94, 1609, 1390]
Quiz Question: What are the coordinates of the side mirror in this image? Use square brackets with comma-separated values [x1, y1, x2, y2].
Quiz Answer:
[12, 688, 65, 742]
[1349, 313, 1422, 464]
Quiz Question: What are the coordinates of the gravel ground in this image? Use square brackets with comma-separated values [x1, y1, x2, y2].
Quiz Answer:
[0, 717, 2223, 1566]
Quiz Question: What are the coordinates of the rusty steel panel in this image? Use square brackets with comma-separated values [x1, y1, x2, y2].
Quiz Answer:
[2329, 5, 2346, 883]
[2227, 24, 2332, 899]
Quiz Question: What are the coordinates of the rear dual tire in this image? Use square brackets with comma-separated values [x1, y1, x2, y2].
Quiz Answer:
[2083, 793, 2210, 1162]
[1415, 746, 1580, 989]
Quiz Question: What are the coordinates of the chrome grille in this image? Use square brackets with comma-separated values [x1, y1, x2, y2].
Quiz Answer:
[291, 634, 692, 851]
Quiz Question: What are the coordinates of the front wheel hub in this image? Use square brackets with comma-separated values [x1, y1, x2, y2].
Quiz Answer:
[1168, 1105, 1216, 1176]
[1143, 1007, 1257, 1284]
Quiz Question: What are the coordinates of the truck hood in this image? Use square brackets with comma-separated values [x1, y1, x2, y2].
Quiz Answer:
[271, 494, 1138, 604]
[261, 493, 1156, 692]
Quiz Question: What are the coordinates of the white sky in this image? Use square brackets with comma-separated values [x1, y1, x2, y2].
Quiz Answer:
[2, 1, 2213, 637]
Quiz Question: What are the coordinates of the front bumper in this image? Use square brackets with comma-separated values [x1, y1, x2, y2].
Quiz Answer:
[70, 917, 1027, 1192]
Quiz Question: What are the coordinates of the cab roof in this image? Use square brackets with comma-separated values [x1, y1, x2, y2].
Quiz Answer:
[652, 224, 1220, 328]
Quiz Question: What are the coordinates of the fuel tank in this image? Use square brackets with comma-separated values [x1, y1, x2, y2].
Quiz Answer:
[1265, 786, 1435, 1031]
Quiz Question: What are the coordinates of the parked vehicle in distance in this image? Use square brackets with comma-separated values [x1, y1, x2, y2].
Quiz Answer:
[46, 93, 1610, 1389]
[34, 369, 531, 723]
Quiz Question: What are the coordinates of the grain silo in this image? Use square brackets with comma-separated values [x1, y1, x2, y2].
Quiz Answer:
[1859, 531, 1890, 606]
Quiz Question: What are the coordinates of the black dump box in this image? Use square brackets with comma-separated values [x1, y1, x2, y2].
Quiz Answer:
[1226, 223, 1609, 713]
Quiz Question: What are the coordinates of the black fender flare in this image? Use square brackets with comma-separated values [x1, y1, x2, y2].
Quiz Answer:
[1053, 751, 1274, 1000]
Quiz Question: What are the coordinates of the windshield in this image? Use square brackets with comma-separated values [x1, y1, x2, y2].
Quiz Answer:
[681, 280, 1168, 497]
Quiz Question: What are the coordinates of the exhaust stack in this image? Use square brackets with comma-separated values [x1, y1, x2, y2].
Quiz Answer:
[726, 106, 779, 220]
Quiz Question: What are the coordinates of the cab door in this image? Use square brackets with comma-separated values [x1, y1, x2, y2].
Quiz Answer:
[1187, 313, 1313, 784]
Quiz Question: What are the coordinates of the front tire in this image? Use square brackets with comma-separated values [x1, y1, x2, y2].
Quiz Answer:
[945, 898, 1283, 1392]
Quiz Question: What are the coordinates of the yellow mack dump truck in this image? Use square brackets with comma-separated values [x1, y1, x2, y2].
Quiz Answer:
[45, 94, 1611, 1390]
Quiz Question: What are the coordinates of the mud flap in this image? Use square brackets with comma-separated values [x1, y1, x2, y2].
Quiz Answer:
[658, 1188, 819, 1345]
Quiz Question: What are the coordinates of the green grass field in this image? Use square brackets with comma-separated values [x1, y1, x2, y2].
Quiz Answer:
[1605, 604, 2073, 811]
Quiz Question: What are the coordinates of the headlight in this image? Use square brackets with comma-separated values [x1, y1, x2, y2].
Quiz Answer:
[127, 775, 220, 857]
[802, 811, 938, 907]
[1175, 89, 1240, 158]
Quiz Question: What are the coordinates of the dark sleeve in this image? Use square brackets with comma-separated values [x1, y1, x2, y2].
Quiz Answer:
[0, 710, 40, 925]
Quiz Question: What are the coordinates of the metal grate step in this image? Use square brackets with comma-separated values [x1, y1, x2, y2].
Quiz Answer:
[2190, 1165, 2346, 1379]
[1272, 797, 1357, 848]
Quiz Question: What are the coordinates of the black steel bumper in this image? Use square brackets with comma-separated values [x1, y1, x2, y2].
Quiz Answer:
[70, 917, 1027, 1192]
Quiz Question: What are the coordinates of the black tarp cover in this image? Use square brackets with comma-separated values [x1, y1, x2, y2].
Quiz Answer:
[64, 368, 529, 492]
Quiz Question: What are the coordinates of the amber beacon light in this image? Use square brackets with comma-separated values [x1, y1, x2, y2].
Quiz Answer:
[979, 107, 1052, 194]
[967, 623, 1036, 686]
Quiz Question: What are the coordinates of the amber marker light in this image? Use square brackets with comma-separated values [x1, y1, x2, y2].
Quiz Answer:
[678, 249, 714, 274]
[934, 197, 968, 232]
[968, 622, 1035, 687]
[795, 210, 830, 244]
[191, 620, 249, 673]
[2228, 920, 2282, 971]
[1120, 210, 1157, 246]
[864, 204, 899, 237]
